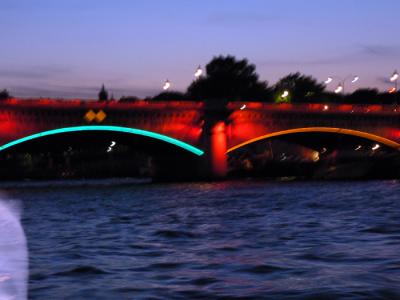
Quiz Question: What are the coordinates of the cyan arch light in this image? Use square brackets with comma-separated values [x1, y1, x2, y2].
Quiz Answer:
[0, 125, 204, 156]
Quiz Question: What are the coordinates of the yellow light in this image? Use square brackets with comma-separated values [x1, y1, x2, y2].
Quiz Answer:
[84, 110, 96, 122]
[95, 110, 106, 123]
[312, 151, 320, 162]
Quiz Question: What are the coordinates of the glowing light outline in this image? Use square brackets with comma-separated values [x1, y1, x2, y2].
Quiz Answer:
[0, 125, 204, 156]
[227, 127, 400, 153]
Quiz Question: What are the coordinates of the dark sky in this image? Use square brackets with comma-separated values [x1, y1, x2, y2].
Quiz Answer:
[1, 0, 399, 98]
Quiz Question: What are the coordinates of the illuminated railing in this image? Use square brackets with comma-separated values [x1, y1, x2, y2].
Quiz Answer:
[1, 98, 399, 114]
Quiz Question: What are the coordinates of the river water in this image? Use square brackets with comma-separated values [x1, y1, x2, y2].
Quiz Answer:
[1, 179, 400, 299]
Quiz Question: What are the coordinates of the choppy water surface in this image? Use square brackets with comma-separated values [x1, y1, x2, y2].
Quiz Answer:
[2, 179, 400, 299]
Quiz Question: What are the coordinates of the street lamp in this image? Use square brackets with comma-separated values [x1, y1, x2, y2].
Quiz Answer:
[391, 70, 399, 104]
[194, 65, 203, 79]
[325, 75, 359, 94]
[390, 70, 398, 91]
[334, 84, 343, 94]
[163, 79, 171, 91]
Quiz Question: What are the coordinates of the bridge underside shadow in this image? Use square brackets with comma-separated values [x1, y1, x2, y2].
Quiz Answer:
[0, 128, 203, 181]
[228, 128, 400, 180]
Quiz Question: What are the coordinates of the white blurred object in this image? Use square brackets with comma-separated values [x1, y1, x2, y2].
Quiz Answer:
[162, 79, 171, 91]
[334, 84, 343, 94]
[194, 65, 203, 78]
[390, 70, 398, 82]
[281, 90, 289, 98]
[0, 198, 28, 300]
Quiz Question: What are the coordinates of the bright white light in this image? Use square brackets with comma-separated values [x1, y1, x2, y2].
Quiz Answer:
[355, 145, 362, 151]
[390, 71, 399, 82]
[281, 90, 289, 98]
[107, 141, 116, 152]
[194, 65, 203, 78]
[321, 147, 327, 154]
[335, 84, 343, 93]
[323, 105, 329, 111]
[324, 77, 333, 84]
[163, 79, 171, 91]
[351, 76, 359, 83]
[240, 104, 246, 110]
[372, 144, 380, 151]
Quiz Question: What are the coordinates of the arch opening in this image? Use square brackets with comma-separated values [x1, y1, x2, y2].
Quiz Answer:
[0, 125, 204, 156]
[0, 126, 204, 180]
[228, 127, 400, 153]
[227, 127, 400, 180]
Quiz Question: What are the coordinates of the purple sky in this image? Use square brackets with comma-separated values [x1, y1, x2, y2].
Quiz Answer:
[1, 0, 399, 99]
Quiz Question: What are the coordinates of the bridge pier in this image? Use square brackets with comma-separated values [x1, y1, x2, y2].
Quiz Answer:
[199, 100, 229, 179]
[199, 120, 228, 179]
[210, 121, 228, 178]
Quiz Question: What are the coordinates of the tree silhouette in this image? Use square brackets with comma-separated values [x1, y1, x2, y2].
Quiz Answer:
[152, 91, 187, 101]
[346, 88, 379, 104]
[119, 96, 139, 103]
[187, 55, 271, 101]
[0, 89, 11, 100]
[273, 72, 325, 103]
[98, 84, 109, 101]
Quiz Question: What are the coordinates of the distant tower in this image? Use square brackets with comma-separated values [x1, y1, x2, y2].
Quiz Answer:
[98, 84, 109, 102]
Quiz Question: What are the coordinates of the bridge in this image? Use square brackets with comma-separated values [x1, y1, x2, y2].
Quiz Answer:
[0, 98, 399, 179]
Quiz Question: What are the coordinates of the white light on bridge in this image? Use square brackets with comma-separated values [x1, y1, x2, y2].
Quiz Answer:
[324, 77, 333, 84]
[107, 141, 116, 153]
[323, 105, 329, 111]
[240, 104, 246, 110]
[372, 144, 380, 151]
[163, 79, 171, 91]
[281, 90, 289, 98]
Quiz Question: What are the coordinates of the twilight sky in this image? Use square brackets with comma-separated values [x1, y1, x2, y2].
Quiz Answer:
[1, 0, 399, 99]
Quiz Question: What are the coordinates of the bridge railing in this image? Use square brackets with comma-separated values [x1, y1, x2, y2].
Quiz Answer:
[1, 98, 399, 115]
[227, 102, 400, 114]
[0, 98, 204, 110]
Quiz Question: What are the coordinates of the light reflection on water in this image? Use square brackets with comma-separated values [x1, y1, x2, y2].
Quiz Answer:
[1, 179, 400, 299]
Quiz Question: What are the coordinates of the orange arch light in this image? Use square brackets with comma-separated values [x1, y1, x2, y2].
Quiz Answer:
[227, 127, 400, 153]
